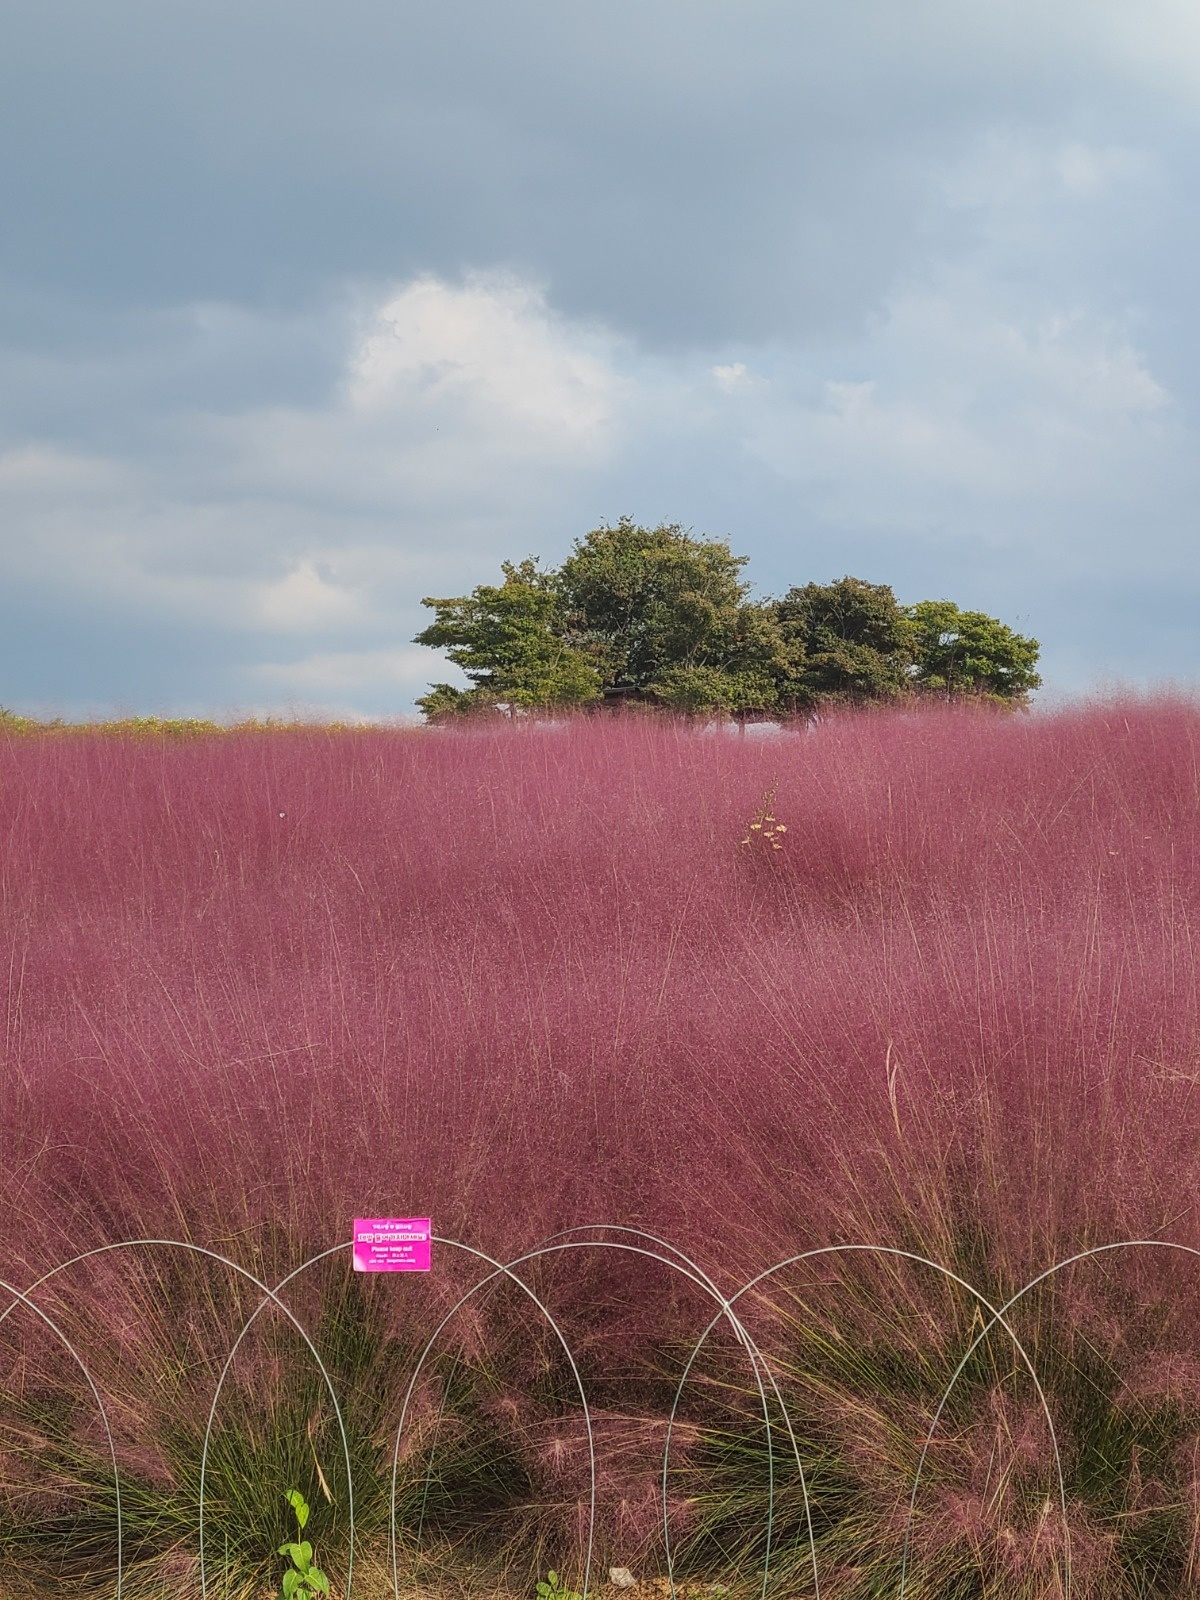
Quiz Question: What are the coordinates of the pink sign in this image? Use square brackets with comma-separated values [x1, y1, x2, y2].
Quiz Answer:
[353, 1217, 432, 1272]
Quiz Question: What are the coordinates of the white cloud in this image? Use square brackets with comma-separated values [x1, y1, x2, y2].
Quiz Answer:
[742, 278, 1180, 539]
[711, 362, 750, 389]
[349, 274, 625, 448]
[0, 275, 639, 648]
[255, 557, 362, 631]
[186, 274, 634, 531]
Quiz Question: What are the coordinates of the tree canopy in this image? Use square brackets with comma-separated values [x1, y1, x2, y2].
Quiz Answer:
[413, 559, 601, 717]
[903, 599, 1042, 701]
[414, 520, 1041, 720]
[774, 576, 912, 710]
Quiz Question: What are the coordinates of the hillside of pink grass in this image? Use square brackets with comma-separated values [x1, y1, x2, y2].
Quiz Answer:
[3, 703, 1199, 1280]
[7, 702, 1200, 1590]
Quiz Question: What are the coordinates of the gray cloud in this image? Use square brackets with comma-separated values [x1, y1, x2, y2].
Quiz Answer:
[5, 0, 1191, 336]
[2, 0, 1200, 714]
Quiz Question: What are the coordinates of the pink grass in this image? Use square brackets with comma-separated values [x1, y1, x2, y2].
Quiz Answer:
[3, 702, 1199, 1271]
[5, 700, 1200, 1582]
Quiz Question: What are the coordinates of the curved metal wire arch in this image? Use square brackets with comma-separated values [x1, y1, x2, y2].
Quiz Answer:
[668, 1244, 1068, 1600]
[539, 1225, 817, 1600]
[0, 1276, 126, 1599]
[905, 1238, 1200, 1600]
[388, 1237, 597, 1600]
[195, 1243, 354, 1600]
[391, 1234, 818, 1600]
[0, 1240, 356, 1600]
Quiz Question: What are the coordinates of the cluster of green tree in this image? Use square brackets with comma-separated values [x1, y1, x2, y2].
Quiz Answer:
[414, 518, 1041, 720]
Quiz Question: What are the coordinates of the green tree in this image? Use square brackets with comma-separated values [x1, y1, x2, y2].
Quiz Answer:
[904, 600, 1041, 702]
[411, 528, 1043, 721]
[557, 518, 779, 709]
[772, 577, 911, 712]
[414, 559, 601, 719]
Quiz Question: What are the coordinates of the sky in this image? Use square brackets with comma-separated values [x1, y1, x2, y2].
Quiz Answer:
[3, 0, 1200, 718]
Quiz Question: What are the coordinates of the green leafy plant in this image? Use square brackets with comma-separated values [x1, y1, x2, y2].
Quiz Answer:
[279, 1489, 330, 1600]
[537, 1570, 583, 1600]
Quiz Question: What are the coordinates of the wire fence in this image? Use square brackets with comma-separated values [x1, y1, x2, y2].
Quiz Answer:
[3, 1228, 1193, 1600]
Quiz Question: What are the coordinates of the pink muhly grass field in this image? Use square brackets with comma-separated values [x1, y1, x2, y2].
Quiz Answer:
[4, 699, 1200, 1593]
